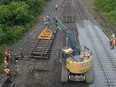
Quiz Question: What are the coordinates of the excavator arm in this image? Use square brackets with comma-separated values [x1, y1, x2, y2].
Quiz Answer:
[50, 17, 80, 55]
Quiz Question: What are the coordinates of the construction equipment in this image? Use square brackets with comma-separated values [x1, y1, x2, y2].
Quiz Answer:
[50, 17, 93, 83]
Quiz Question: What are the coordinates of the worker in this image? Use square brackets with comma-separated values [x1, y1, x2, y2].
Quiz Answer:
[55, 4, 58, 10]
[111, 34, 115, 40]
[20, 48, 24, 58]
[14, 53, 18, 63]
[8, 51, 12, 61]
[4, 67, 12, 79]
[5, 50, 9, 61]
[43, 16, 49, 25]
[111, 38, 116, 49]
[43, 16, 46, 23]
[110, 34, 115, 46]
[110, 34, 115, 45]
[3, 58, 8, 68]
[43, 16, 46, 25]
[44, 15, 49, 26]
[46, 15, 49, 21]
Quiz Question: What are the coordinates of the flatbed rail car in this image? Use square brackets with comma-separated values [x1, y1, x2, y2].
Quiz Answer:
[28, 27, 57, 59]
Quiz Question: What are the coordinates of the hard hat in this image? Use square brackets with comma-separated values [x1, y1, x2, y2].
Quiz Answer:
[112, 34, 115, 37]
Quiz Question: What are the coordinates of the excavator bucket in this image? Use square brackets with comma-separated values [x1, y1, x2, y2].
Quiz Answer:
[38, 27, 53, 40]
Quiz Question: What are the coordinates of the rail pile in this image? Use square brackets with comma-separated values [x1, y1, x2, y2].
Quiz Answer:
[28, 27, 57, 59]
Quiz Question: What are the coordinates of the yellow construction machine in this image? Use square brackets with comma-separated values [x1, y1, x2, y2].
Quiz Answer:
[50, 17, 93, 83]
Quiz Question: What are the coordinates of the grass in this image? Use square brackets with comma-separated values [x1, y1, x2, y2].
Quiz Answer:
[0, 64, 3, 74]
[83, 0, 115, 36]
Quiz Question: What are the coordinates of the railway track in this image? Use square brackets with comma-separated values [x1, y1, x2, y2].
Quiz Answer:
[27, 0, 67, 72]
[94, 9, 116, 36]
[75, 0, 116, 86]
[28, 27, 57, 59]
[28, 26, 57, 71]
[63, 0, 79, 46]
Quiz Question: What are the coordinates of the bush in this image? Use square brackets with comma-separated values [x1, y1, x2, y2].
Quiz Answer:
[7, 26, 25, 43]
[0, 2, 35, 44]
[29, 0, 47, 16]
[94, 0, 116, 22]
[108, 11, 116, 21]
[0, 0, 50, 64]
[0, 5, 11, 24]
[0, 46, 4, 63]
[0, 65, 3, 74]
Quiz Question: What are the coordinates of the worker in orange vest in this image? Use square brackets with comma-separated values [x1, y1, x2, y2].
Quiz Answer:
[110, 34, 115, 42]
[3, 58, 8, 68]
[9, 53, 12, 61]
[110, 34, 115, 49]
[111, 38, 116, 49]
[5, 50, 9, 61]
[4, 67, 11, 79]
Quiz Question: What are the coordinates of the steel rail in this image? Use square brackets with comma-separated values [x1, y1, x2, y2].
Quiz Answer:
[82, 0, 116, 70]
[74, 0, 113, 86]
[94, 9, 116, 35]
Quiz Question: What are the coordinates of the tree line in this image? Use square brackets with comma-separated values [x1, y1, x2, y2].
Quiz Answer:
[0, 0, 50, 63]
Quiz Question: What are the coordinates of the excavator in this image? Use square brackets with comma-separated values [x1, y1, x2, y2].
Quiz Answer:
[50, 17, 93, 83]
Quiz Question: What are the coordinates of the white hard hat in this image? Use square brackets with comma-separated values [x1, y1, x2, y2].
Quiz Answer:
[112, 34, 115, 36]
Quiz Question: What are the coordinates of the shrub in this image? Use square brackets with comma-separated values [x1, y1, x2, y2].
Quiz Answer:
[7, 26, 25, 43]
[0, 0, 50, 64]
[0, 46, 4, 63]
[94, 0, 116, 22]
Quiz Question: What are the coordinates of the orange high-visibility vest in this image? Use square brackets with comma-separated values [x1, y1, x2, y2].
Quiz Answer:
[112, 39, 116, 45]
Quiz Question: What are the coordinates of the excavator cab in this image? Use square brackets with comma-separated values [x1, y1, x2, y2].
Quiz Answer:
[61, 46, 84, 65]
[61, 47, 73, 64]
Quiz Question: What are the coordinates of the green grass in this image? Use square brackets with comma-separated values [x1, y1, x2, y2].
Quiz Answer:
[83, 0, 115, 36]
[0, 64, 3, 74]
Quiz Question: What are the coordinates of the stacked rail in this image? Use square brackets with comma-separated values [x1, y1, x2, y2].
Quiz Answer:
[28, 27, 57, 59]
